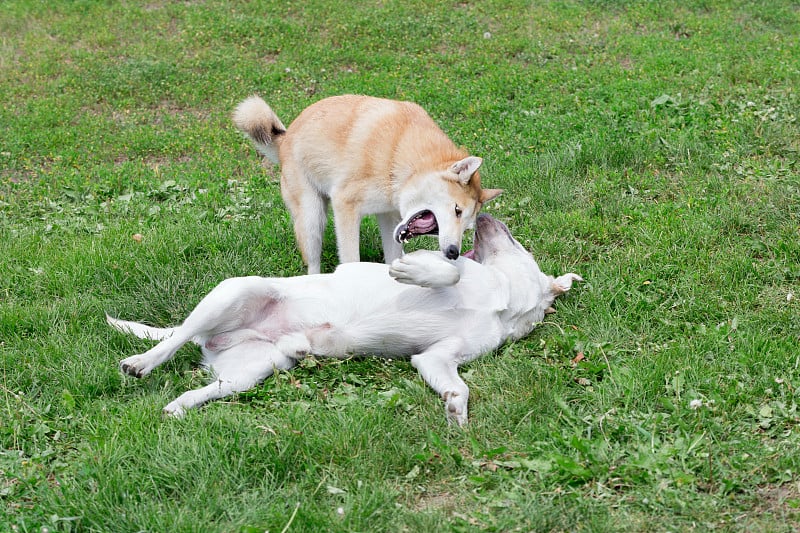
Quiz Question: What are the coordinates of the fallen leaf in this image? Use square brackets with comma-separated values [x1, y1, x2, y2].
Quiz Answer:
[405, 465, 420, 480]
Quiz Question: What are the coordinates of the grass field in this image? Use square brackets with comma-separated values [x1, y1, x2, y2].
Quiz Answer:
[2, 0, 799, 531]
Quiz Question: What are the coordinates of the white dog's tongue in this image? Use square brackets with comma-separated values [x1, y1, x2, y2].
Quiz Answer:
[409, 212, 437, 234]
[462, 249, 475, 260]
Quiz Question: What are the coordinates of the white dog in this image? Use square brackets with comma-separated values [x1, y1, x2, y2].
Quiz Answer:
[108, 215, 581, 425]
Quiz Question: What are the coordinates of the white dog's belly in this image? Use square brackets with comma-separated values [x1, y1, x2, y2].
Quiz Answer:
[261, 261, 507, 360]
[302, 306, 505, 362]
[199, 261, 506, 363]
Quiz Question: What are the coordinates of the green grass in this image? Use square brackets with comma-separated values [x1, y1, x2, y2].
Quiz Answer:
[2, 0, 799, 530]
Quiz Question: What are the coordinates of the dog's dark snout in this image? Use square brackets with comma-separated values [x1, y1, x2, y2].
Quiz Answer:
[445, 245, 460, 260]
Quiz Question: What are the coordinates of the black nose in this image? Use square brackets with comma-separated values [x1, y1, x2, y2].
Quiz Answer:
[445, 245, 460, 260]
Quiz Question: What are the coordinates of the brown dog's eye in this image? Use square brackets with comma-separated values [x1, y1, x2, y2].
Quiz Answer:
[455, 205, 462, 217]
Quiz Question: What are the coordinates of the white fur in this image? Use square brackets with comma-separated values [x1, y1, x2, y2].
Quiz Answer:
[109, 215, 581, 425]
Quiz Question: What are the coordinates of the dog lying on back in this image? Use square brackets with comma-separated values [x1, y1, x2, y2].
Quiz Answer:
[108, 215, 581, 425]
[233, 95, 502, 274]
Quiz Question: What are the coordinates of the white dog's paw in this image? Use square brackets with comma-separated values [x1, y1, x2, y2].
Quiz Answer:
[119, 355, 154, 378]
[390, 251, 460, 288]
[443, 390, 469, 426]
[162, 402, 186, 418]
[276, 332, 311, 359]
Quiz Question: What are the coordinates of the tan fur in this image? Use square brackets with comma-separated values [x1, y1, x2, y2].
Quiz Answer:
[234, 95, 502, 274]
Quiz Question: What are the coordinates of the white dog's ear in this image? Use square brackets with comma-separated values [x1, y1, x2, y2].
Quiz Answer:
[551, 273, 584, 295]
[449, 156, 482, 185]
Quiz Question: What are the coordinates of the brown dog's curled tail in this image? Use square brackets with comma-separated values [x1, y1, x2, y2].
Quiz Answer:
[233, 95, 286, 165]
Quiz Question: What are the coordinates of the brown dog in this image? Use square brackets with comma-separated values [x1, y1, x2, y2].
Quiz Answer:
[234, 95, 502, 273]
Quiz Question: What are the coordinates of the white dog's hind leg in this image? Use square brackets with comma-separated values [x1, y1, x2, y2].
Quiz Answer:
[119, 332, 195, 378]
[410, 339, 470, 426]
[118, 276, 281, 378]
[389, 250, 460, 288]
[163, 341, 296, 417]
[275, 331, 312, 359]
[163, 379, 238, 418]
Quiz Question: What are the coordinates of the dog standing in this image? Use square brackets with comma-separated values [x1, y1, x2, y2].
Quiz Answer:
[109, 215, 581, 425]
[233, 95, 502, 274]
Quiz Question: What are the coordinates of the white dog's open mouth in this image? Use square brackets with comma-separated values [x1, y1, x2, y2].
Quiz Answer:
[395, 210, 439, 243]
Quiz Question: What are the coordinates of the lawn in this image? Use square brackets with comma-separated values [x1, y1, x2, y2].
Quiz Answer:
[1, 0, 799, 531]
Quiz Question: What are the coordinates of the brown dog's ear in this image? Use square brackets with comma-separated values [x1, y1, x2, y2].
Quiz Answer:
[449, 156, 483, 185]
[480, 188, 503, 203]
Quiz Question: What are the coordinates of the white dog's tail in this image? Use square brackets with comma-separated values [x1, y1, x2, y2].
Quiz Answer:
[106, 315, 175, 341]
[232, 95, 286, 165]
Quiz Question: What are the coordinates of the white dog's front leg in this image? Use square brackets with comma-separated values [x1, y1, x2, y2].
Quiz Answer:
[411, 339, 469, 426]
[389, 251, 460, 288]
